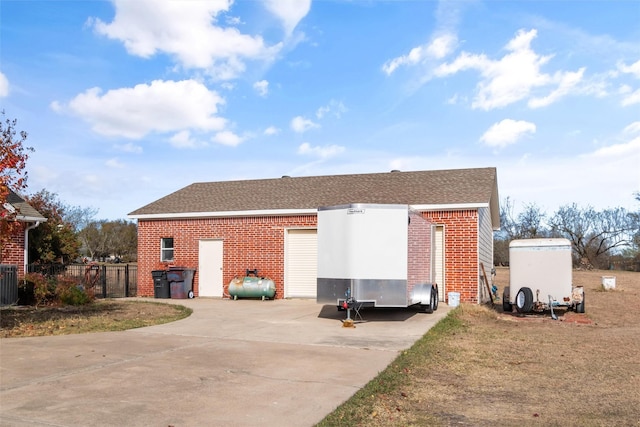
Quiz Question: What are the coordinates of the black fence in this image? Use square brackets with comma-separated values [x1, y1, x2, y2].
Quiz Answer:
[1, 264, 19, 306]
[27, 263, 138, 298]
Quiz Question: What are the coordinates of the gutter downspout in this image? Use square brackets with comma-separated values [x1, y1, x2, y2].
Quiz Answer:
[24, 221, 40, 274]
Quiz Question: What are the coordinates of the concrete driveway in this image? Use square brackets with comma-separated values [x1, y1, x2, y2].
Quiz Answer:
[0, 298, 450, 427]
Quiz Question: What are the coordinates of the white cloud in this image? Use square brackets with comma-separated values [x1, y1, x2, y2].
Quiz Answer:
[290, 116, 319, 133]
[382, 33, 457, 75]
[623, 121, 640, 135]
[480, 119, 536, 148]
[0, 71, 8, 97]
[618, 59, 640, 78]
[264, 126, 280, 136]
[115, 142, 143, 153]
[264, 0, 311, 36]
[212, 130, 244, 146]
[106, 158, 125, 169]
[528, 68, 585, 108]
[55, 79, 226, 139]
[585, 135, 640, 159]
[435, 29, 585, 110]
[620, 87, 640, 106]
[253, 80, 269, 97]
[297, 142, 345, 159]
[316, 100, 347, 119]
[92, 0, 281, 80]
[169, 130, 208, 148]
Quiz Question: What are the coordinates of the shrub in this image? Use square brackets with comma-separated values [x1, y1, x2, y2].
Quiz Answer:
[23, 272, 56, 307]
[56, 276, 93, 306]
[22, 273, 93, 307]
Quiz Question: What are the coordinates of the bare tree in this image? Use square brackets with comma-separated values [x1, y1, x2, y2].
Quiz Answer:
[549, 204, 637, 268]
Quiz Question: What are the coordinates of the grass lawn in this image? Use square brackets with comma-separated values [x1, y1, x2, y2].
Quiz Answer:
[0, 300, 192, 338]
[317, 268, 640, 426]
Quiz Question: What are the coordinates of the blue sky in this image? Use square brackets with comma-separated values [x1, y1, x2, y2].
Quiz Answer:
[1, 0, 639, 221]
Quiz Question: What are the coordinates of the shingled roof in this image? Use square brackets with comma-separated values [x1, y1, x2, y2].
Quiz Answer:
[129, 167, 499, 224]
[4, 190, 47, 222]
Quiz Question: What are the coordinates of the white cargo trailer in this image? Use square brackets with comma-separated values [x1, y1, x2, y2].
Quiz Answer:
[316, 204, 438, 313]
[503, 238, 585, 316]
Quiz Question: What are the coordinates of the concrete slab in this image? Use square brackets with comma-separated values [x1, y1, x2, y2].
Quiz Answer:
[0, 298, 450, 427]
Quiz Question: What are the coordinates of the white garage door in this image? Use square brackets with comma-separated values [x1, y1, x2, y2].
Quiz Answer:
[285, 229, 317, 298]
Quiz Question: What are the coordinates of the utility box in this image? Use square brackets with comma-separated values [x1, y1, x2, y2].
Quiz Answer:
[316, 204, 438, 312]
[504, 238, 584, 314]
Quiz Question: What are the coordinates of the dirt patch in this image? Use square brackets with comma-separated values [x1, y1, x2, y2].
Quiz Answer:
[320, 268, 640, 427]
[0, 300, 191, 338]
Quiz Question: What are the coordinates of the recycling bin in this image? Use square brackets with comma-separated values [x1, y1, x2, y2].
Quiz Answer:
[167, 267, 195, 299]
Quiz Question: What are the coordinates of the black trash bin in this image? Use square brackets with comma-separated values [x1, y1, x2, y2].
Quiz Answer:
[152, 270, 170, 299]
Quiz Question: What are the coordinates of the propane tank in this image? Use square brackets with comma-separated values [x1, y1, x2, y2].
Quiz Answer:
[228, 276, 276, 300]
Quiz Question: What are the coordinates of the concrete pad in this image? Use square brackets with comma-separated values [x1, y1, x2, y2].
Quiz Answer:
[0, 298, 450, 427]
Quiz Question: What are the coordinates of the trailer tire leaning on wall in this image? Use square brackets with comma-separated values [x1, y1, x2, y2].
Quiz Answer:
[502, 286, 512, 313]
[515, 287, 534, 313]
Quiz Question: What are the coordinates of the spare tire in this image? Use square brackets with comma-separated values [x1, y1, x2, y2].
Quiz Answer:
[515, 287, 534, 313]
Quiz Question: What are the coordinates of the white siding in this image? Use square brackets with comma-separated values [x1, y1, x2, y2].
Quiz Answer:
[477, 207, 494, 302]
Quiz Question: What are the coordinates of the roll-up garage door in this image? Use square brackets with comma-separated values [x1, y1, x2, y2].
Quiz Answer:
[285, 229, 317, 298]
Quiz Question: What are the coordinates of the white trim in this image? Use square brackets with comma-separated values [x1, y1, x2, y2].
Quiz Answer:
[128, 208, 318, 220]
[128, 203, 490, 220]
[411, 203, 489, 211]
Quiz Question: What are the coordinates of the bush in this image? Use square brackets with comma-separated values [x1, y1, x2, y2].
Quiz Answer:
[56, 276, 94, 306]
[21, 273, 93, 307]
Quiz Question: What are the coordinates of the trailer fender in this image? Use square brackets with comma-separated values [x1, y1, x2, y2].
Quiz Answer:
[411, 283, 437, 313]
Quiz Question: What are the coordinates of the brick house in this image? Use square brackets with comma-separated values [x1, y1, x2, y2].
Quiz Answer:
[128, 167, 500, 304]
[1, 190, 47, 275]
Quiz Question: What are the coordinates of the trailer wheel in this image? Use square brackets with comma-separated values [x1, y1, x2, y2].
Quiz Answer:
[502, 286, 512, 313]
[515, 287, 534, 313]
[432, 286, 439, 311]
[575, 292, 585, 313]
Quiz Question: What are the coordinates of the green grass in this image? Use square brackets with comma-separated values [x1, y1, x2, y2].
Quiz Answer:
[316, 309, 465, 427]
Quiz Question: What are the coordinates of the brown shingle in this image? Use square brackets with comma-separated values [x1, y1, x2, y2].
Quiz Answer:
[128, 167, 498, 216]
[5, 190, 47, 222]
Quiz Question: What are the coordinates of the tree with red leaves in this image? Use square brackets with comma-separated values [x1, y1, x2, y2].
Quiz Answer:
[1, 111, 34, 255]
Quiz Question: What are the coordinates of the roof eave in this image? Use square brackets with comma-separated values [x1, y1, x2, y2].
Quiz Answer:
[128, 208, 318, 220]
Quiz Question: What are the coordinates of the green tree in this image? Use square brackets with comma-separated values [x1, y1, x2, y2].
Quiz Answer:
[78, 219, 137, 262]
[25, 190, 81, 264]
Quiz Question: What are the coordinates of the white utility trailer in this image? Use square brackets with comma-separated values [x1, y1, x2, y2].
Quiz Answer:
[503, 238, 585, 316]
[316, 203, 438, 313]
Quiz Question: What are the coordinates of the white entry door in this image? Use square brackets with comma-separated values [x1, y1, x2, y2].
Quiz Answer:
[435, 225, 445, 301]
[198, 239, 223, 297]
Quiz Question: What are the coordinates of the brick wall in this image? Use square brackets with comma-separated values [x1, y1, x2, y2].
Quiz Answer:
[137, 215, 317, 298]
[407, 210, 432, 296]
[1, 223, 25, 276]
[422, 210, 480, 303]
[138, 208, 482, 303]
